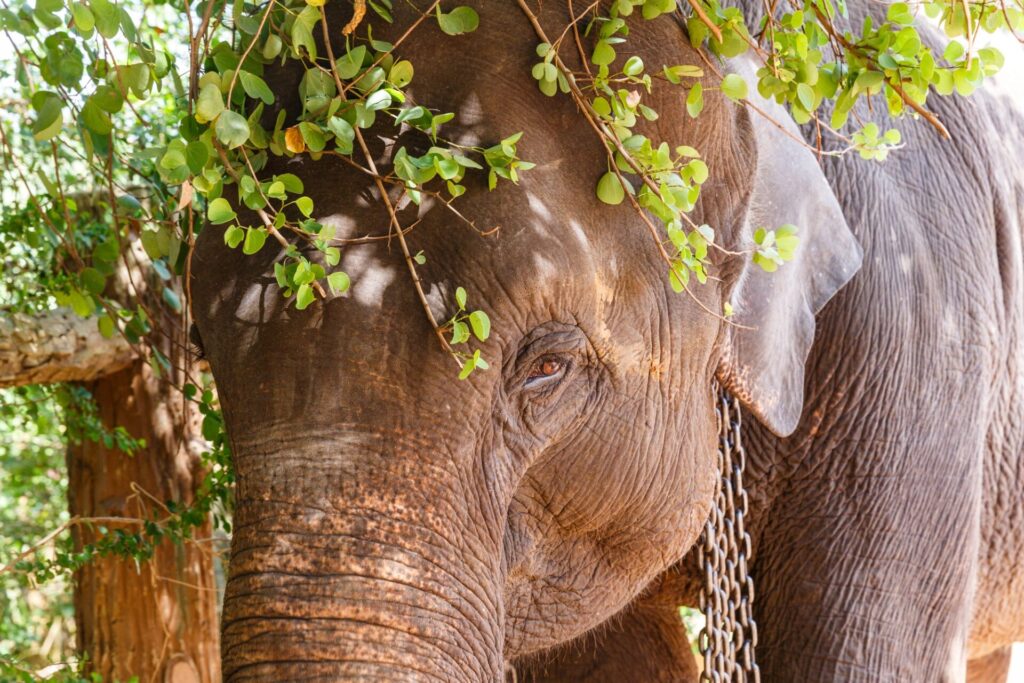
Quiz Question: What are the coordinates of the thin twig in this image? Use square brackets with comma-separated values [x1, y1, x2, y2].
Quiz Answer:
[353, 127, 459, 361]
[340, 0, 444, 96]
[226, 1, 277, 105]
[685, 0, 723, 42]
[518, 0, 738, 325]
[212, 142, 327, 297]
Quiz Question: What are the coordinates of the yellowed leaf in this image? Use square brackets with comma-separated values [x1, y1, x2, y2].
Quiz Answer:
[284, 126, 306, 154]
[342, 0, 366, 35]
[176, 179, 194, 212]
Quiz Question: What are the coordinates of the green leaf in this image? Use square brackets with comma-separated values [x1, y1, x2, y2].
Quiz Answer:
[720, 74, 748, 101]
[80, 98, 112, 134]
[195, 83, 224, 124]
[70, 3, 95, 33]
[327, 116, 355, 153]
[267, 181, 286, 199]
[296, 196, 314, 217]
[68, 289, 95, 317]
[327, 271, 350, 294]
[93, 238, 119, 263]
[90, 85, 122, 114]
[775, 224, 800, 260]
[118, 63, 150, 97]
[458, 353, 477, 379]
[455, 286, 467, 310]
[887, 2, 914, 25]
[31, 91, 63, 141]
[669, 264, 688, 293]
[623, 55, 644, 76]
[276, 173, 305, 194]
[295, 283, 315, 310]
[162, 287, 182, 312]
[215, 110, 250, 149]
[389, 60, 414, 87]
[81, 267, 106, 294]
[451, 320, 470, 344]
[97, 314, 115, 338]
[186, 141, 209, 175]
[686, 83, 704, 118]
[224, 226, 244, 248]
[795, 82, 815, 111]
[469, 310, 490, 341]
[335, 45, 366, 80]
[592, 40, 616, 66]
[596, 172, 625, 205]
[687, 159, 709, 184]
[89, 0, 118, 37]
[238, 71, 275, 105]
[298, 121, 326, 152]
[944, 40, 965, 63]
[207, 198, 237, 225]
[242, 228, 268, 255]
[262, 34, 283, 60]
[365, 89, 392, 112]
[854, 70, 885, 93]
[291, 5, 319, 59]
[437, 5, 479, 35]
[664, 64, 704, 83]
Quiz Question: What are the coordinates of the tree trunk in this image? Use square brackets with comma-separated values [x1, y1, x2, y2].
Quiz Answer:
[67, 360, 221, 683]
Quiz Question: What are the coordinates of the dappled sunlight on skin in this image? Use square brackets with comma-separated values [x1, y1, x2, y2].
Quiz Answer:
[1011, 645, 1024, 681]
[341, 246, 398, 310]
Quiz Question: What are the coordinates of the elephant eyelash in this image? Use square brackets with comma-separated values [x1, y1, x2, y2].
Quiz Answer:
[188, 323, 206, 360]
[523, 356, 569, 390]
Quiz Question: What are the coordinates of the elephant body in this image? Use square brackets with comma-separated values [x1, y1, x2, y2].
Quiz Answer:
[525, 30, 1024, 681]
[191, 1, 1024, 680]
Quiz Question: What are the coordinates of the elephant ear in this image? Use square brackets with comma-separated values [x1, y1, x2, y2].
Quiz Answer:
[717, 59, 862, 437]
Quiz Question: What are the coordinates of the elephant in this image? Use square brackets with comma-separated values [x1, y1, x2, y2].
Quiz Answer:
[190, 0, 1024, 680]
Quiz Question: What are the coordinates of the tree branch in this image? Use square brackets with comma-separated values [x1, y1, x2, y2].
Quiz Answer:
[0, 309, 133, 387]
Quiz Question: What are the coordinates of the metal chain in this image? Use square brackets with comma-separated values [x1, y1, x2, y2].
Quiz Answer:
[697, 385, 761, 683]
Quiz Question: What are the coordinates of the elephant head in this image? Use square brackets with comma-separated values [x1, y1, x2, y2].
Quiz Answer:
[191, 2, 861, 679]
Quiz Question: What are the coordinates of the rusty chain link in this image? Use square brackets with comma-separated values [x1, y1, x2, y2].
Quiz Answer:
[698, 385, 761, 683]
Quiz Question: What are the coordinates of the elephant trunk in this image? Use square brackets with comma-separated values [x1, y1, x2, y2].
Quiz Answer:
[220, 431, 506, 682]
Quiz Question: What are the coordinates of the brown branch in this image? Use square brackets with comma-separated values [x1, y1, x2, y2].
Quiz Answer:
[0, 309, 133, 387]
[685, 0, 723, 42]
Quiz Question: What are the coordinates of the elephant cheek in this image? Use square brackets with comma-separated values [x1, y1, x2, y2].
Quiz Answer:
[220, 432, 507, 682]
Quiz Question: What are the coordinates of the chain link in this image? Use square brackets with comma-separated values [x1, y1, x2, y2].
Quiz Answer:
[698, 385, 761, 683]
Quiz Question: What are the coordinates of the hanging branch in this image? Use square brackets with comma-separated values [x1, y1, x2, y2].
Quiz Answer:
[811, 6, 951, 139]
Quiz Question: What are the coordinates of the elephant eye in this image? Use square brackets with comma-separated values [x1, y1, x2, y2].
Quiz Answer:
[524, 356, 567, 389]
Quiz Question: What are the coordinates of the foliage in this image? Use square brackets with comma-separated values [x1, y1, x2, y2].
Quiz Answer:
[2, 0, 1020, 369]
[0, 384, 149, 678]
[0, 0, 1020, 676]
[0, 388, 75, 674]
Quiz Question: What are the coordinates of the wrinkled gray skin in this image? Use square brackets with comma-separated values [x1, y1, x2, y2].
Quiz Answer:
[191, 1, 1024, 680]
